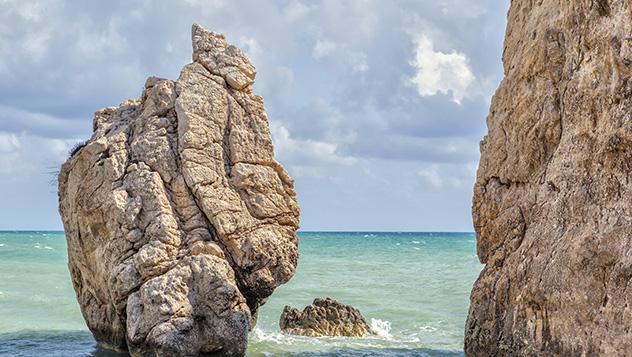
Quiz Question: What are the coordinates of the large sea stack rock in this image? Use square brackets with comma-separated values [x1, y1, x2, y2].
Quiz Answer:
[466, 1, 632, 356]
[58, 24, 300, 356]
[280, 298, 374, 337]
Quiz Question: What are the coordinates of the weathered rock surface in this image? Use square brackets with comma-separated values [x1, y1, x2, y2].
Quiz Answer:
[280, 298, 374, 337]
[58, 24, 299, 356]
[466, 1, 632, 356]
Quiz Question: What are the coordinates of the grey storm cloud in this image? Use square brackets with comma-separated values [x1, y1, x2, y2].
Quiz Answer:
[0, 0, 510, 231]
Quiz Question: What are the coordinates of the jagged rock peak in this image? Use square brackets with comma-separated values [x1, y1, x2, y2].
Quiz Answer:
[58, 24, 299, 356]
[191, 23, 256, 90]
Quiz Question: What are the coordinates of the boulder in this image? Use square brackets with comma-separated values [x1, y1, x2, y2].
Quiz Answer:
[466, 1, 632, 355]
[280, 298, 374, 337]
[58, 24, 300, 356]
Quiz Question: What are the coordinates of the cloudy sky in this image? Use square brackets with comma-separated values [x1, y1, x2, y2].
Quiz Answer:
[0, 0, 510, 231]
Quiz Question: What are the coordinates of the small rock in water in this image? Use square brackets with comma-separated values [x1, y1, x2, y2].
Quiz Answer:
[280, 298, 374, 337]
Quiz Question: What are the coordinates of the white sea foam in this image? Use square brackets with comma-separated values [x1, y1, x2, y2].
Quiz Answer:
[0, 244, 4, 247]
[418, 325, 437, 332]
[412, 240, 420, 244]
[252, 327, 300, 345]
[370, 318, 392, 339]
[251, 327, 329, 348]
[32, 243, 54, 250]
[413, 247, 421, 251]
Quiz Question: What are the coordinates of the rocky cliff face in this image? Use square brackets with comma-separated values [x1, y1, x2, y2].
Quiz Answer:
[466, 1, 632, 356]
[58, 24, 300, 356]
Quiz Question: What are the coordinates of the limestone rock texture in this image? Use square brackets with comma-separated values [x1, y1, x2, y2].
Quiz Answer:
[466, 1, 632, 356]
[279, 298, 374, 337]
[58, 24, 299, 357]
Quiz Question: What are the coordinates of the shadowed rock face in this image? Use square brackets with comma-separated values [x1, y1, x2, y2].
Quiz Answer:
[466, 1, 632, 356]
[280, 298, 374, 337]
[58, 24, 300, 357]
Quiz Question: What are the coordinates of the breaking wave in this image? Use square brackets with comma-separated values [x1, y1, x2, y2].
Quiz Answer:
[370, 319, 392, 339]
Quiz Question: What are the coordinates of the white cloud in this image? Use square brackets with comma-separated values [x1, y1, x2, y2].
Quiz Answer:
[418, 165, 442, 187]
[0, 132, 23, 176]
[272, 121, 356, 166]
[438, 0, 489, 19]
[0, 0, 59, 71]
[0, 132, 20, 152]
[312, 38, 337, 59]
[0, 130, 78, 178]
[239, 36, 263, 65]
[75, 21, 127, 59]
[182, 0, 224, 9]
[22, 29, 51, 61]
[0, 104, 89, 137]
[417, 162, 478, 189]
[349, 52, 369, 72]
[7, 0, 48, 21]
[283, 1, 311, 22]
[409, 34, 475, 104]
[270, 121, 357, 177]
[312, 38, 369, 72]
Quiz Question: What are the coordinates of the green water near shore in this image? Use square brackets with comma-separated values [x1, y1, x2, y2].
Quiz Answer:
[0, 231, 482, 356]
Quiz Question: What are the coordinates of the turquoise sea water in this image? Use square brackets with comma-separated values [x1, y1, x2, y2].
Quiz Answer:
[0, 231, 482, 356]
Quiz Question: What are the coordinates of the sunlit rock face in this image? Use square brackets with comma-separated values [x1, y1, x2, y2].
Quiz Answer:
[466, 1, 632, 356]
[58, 24, 300, 357]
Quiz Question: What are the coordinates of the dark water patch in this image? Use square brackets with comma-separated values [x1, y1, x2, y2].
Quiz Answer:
[0, 330, 129, 357]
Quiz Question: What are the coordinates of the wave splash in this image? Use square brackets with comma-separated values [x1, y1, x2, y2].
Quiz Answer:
[370, 319, 392, 339]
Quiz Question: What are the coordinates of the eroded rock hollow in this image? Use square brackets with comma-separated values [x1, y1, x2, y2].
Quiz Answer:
[58, 24, 300, 356]
[467, 1, 632, 356]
